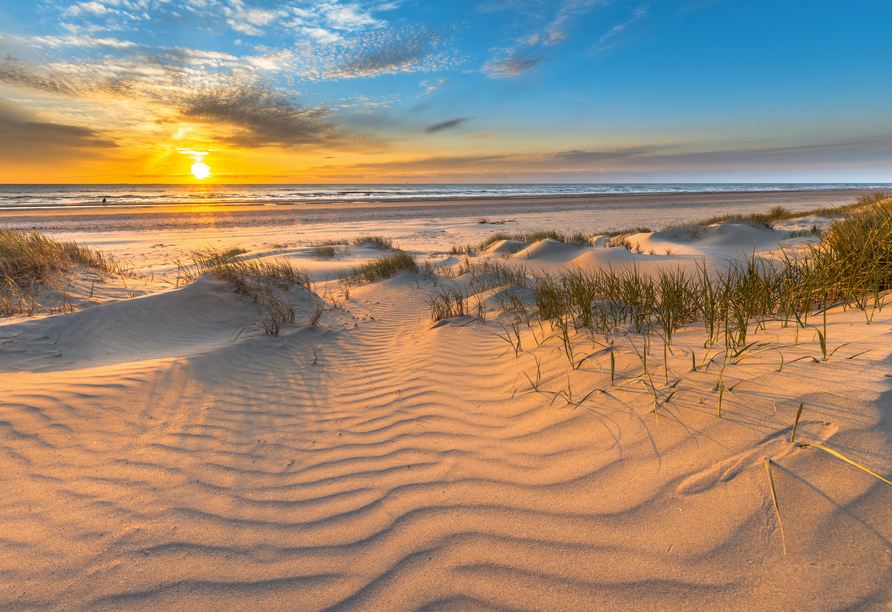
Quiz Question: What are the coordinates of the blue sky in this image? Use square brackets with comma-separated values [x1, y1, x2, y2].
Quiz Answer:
[0, 0, 890, 182]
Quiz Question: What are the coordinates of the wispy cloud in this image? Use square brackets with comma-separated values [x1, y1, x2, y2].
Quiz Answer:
[63, 1, 119, 18]
[294, 27, 465, 80]
[545, 0, 609, 42]
[550, 138, 892, 172]
[170, 85, 341, 148]
[0, 102, 119, 163]
[482, 52, 542, 78]
[223, 0, 284, 37]
[323, 2, 385, 31]
[419, 77, 447, 95]
[55, 0, 389, 40]
[426, 117, 470, 133]
[554, 145, 660, 161]
[337, 28, 442, 77]
[590, 2, 653, 53]
[0, 55, 79, 95]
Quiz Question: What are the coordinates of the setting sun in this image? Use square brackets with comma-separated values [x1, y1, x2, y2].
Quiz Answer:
[191, 161, 211, 180]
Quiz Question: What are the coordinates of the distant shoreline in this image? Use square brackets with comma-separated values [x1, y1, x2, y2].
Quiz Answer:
[0, 188, 872, 232]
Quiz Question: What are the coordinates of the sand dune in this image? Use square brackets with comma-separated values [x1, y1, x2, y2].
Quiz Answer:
[1, 200, 891, 611]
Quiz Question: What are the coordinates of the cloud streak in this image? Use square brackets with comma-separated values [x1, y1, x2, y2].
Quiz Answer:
[426, 117, 470, 133]
[0, 102, 119, 163]
[337, 28, 442, 77]
[590, 2, 653, 53]
[482, 53, 542, 77]
[174, 86, 340, 148]
[554, 146, 661, 161]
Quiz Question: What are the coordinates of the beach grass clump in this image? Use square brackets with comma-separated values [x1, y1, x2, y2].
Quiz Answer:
[477, 230, 590, 251]
[675, 204, 797, 230]
[352, 236, 394, 250]
[312, 245, 350, 260]
[428, 285, 470, 321]
[801, 191, 889, 218]
[174, 246, 313, 335]
[339, 250, 417, 285]
[0, 227, 125, 316]
[446, 195, 892, 349]
[313, 245, 337, 259]
[175, 246, 310, 290]
[669, 193, 888, 232]
[310, 239, 350, 247]
[603, 226, 653, 237]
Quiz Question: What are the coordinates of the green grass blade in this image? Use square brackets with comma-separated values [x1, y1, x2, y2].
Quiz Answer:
[790, 402, 804, 443]
[800, 444, 892, 486]
[765, 458, 786, 554]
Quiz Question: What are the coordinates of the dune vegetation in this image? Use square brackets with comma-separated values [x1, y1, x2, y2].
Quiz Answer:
[0, 227, 128, 317]
[172, 246, 317, 335]
[422, 193, 892, 510]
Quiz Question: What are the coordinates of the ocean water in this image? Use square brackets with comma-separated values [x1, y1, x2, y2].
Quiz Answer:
[0, 183, 889, 210]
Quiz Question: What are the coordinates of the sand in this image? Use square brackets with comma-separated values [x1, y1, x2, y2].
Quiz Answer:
[1, 190, 890, 611]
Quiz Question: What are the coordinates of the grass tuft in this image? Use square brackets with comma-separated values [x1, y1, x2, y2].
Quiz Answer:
[339, 250, 417, 285]
[477, 230, 591, 251]
[174, 246, 312, 335]
[352, 235, 394, 250]
[0, 227, 128, 317]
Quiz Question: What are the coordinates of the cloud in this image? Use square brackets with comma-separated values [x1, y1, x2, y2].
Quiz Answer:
[419, 77, 447, 95]
[590, 2, 653, 53]
[0, 119, 117, 149]
[554, 145, 660, 161]
[63, 1, 119, 18]
[464, 131, 496, 140]
[550, 138, 892, 173]
[174, 85, 341, 148]
[546, 0, 608, 41]
[287, 25, 465, 81]
[482, 53, 542, 78]
[426, 117, 470, 133]
[0, 45, 353, 149]
[336, 28, 443, 77]
[0, 55, 79, 95]
[315, 152, 517, 175]
[299, 27, 343, 44]
[323, 3, 384, 31]
[476, 0, 606, 45]
[0, 104, 119, 163]
[223, 0, 284, 36]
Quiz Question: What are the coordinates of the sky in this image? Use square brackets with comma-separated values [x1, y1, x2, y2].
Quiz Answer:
[0, 0, 890, 184]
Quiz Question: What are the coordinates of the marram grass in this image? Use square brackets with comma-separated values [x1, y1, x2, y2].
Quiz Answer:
[174, 246, 313, 335]
[339, 250, 417, 285]
[0, 226, 127, 317]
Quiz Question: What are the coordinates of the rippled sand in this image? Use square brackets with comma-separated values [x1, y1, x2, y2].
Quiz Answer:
[1, 193, 890, 611]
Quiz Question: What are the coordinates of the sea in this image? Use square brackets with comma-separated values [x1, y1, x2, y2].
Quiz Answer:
[0, 183, 890, 210]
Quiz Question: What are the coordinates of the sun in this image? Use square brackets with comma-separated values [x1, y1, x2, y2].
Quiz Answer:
[191, 161, 211, 180]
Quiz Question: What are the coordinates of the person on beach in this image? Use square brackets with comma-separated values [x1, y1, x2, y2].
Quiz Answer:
[102, 197, 107, 205]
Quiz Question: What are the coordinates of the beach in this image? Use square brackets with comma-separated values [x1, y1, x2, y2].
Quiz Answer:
[1, 189, 890, 611]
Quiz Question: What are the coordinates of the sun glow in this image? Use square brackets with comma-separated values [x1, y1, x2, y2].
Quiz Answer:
[191, 161, 212, 180]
